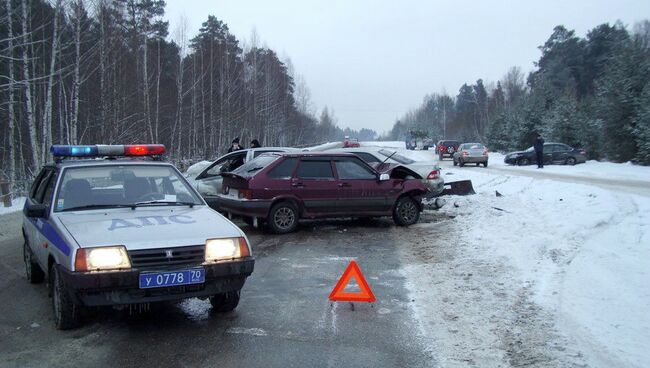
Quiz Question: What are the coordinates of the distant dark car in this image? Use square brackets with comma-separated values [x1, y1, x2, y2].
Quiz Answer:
[216, 153, 428, 233]
[504, 143, 587, 166]
[435, 140, 461, 160]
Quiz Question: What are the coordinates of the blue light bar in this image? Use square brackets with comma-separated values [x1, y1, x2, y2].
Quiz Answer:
[51, 145, 99, 157]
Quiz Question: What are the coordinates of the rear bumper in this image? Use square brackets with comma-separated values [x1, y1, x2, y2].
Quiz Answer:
[59, 258, 255, 306]
[216, 196, 271, 219]
[457, 156, 488, 163]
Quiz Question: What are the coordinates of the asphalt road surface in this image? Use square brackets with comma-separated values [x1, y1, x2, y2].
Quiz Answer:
[0, 211, 433, 368]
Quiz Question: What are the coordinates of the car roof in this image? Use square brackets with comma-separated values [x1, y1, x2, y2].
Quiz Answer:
[274, 152, 359, 158]
[50, 159, 175, 169]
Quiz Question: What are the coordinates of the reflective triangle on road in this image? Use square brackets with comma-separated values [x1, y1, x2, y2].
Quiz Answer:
[329, 260, 376, 302]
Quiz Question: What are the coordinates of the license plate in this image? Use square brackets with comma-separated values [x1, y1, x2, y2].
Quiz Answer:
[139, 268, 205, 289]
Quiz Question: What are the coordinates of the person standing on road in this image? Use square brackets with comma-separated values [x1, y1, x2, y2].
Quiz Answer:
[250, 139, 261, 148]
[228, 138, 243, 153]
[533, 133, 545, 168]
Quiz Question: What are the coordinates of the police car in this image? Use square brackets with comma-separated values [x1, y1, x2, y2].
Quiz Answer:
[22, 144, 254, 329]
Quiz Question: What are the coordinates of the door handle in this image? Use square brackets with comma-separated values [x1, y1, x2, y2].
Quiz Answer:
[291, 182, 304, 188]
[338, 182, 351, 188]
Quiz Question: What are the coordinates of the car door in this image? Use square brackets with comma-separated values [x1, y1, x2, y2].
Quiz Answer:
[195, 151, 247, 197]
[542, 144, 554, 164]
[24, 167, 57, 267]
[333, 157, 383, 213]
[292, 158, 339, 216]
[552, 144, 572, 164]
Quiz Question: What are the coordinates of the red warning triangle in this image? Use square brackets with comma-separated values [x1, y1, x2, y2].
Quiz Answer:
[329, 260, 376, 302]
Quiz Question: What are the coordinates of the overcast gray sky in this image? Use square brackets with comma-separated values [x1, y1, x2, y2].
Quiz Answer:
[164, 0, 649, 133]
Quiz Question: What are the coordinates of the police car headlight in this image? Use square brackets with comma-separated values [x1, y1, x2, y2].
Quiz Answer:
[205, 237, 250, 262]
[75, 246, 131, 271]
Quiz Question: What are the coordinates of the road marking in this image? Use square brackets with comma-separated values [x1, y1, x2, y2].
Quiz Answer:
[225, 327, 268, 337]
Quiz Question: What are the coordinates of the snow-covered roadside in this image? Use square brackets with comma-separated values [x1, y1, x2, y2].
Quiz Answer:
[396, 167, 650, 367]
[0, 197, 25, 216]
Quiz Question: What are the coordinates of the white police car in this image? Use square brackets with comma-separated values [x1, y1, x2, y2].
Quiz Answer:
[22, 144, 254, 329]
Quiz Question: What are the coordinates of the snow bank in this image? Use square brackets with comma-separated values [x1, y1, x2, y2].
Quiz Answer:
[0, 197, 25, 215]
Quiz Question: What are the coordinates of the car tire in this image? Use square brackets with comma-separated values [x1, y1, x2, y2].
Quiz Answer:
[24, 241, 45, 284]
[476, 163, 480, 167]
[517, 158, 530, 166]
[210, 290, 240, 312]
[50, 265, 80, 330]
[267, 202, 299, 234]
[566, 157, 576, 166]
[393, 196, 420, 226]
[483, 161, 488, 167]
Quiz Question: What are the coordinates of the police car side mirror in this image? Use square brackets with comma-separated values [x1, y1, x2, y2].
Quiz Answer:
[26, 203, 48, 218]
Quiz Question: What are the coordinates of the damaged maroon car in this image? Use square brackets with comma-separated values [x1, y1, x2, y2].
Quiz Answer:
[216, 152, 429, 233]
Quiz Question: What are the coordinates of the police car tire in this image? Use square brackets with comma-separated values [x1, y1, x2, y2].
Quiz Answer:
[393, 196, 420, 226]
[24, 241, 45, 284]
[50, 265, 80, 330]
[210, 290, 240, 312]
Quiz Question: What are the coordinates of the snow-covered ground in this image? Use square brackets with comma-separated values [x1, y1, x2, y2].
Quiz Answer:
[367, 142, 650, 367]
[0, 197, 25, 215]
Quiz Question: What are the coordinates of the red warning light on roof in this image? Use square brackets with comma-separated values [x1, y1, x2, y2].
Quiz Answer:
[124, 144, 166, 156]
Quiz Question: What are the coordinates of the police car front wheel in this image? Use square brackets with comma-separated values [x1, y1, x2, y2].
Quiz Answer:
[50, 265, 80, 330]
[24, 241, 45, 284]
[210, 290, 240, 313]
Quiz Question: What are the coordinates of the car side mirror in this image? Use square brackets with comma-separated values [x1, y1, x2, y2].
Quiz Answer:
[379, 173, 390, 181]
[25, 203, 48, 218]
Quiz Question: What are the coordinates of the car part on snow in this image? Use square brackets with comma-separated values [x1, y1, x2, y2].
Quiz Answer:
[440, 180, 476, 196]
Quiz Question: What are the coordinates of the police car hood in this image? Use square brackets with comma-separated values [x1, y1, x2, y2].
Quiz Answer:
[57, 206, 243, 250]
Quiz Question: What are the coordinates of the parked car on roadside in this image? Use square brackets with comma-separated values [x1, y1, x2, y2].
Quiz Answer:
[453, 143, 489, 167]
[185, 147, 297, 210]
[435, 140, 461, 160]
[22, 144, 254, 329]
[216, 152, 429, 234]
[504, 143, 587, 166]
[327, 147, 444, 196]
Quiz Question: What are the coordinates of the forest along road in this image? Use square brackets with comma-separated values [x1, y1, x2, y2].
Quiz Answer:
[0, 212, 434, 368]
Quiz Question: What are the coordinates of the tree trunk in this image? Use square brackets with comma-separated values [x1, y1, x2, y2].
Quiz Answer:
[70, 0, 82, 145]
[5, 0, 16, 187]
[21, 0, 39, 172]
[41, 0, 61, 162]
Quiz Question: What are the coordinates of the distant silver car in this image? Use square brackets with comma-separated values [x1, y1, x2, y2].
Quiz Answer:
[186, 147, 298, 209]
[453, 143, 489, 167]
[327, 147, 444, 196]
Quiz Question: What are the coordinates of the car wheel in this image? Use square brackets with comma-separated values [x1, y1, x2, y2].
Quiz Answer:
[210, 290, 240, 312]
[459, 160, 465, 167]
[393, 196, 420, 226]
[566, 157, 576, 166]
[483, 161, 488, 167]
[476, 163, 480, 167]
[50, 265, 80, 330]
[268, 202, 299, 234]
[517, 158, 530, 166]
[24, 241, 45, 284]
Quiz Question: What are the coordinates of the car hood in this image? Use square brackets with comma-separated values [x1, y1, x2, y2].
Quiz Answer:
[56, 206, 243, 250]
[372, 163, 423, 179]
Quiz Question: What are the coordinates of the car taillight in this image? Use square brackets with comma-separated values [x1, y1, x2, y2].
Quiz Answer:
[238, 189, 252, 199]
[427, 170, 440, 180]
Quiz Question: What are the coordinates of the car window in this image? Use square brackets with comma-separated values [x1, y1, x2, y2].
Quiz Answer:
[334, 159, 376, 180]
[30, 169, 49, 200]
[297, 160, 334, 179]
[350, 152, 381, 163]
[545, 144, 557, 153]
[233, 155, 279, 176]
[54, 165, 203, 211]
[206, 152, 246, 176]
[42, 171, 59, 208]
[253, 150, 283, 158]
[267, 158, 298, 179]
[466, 143, 485, 150]
[34, 169, 54, 204]
[556, 144, 571, 152]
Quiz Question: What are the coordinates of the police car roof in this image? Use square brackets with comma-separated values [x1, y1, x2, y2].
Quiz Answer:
[51, 158, 175, 169]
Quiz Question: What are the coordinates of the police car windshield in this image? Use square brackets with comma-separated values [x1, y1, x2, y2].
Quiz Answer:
[54, 165, 203, 212]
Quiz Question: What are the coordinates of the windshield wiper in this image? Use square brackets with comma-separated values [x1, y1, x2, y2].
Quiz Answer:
[133, 200, 195, 208]
[61, 204, 136, 212]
